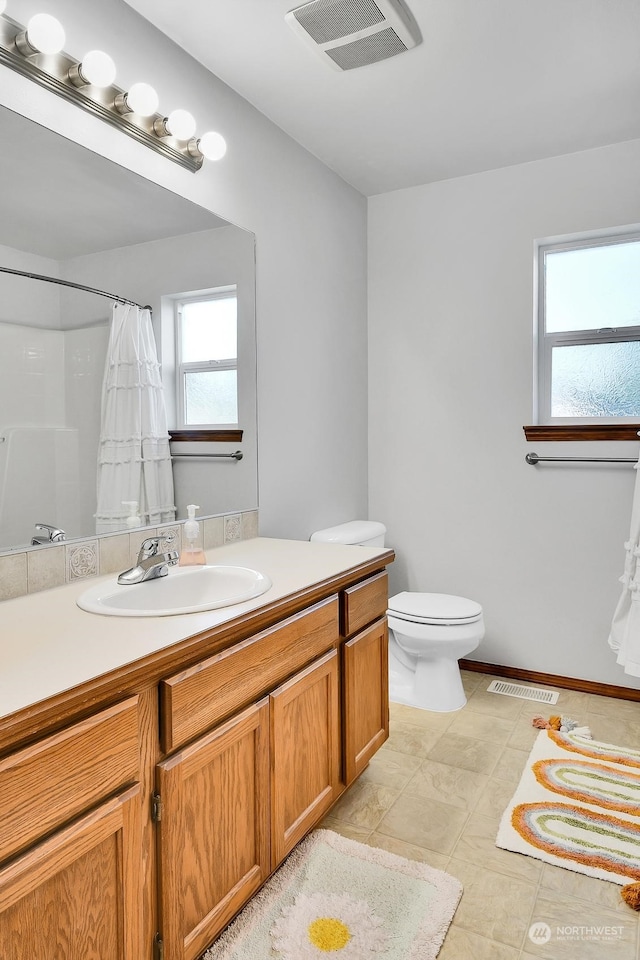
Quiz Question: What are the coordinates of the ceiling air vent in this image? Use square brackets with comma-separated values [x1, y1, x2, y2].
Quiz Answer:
[285, 0, 422, 71]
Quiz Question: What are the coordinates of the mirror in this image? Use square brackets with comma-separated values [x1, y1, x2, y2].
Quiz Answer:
[0, 107, 257, 553]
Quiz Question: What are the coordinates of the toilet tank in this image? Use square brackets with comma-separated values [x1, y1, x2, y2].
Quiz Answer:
[310, 520, 386, 547]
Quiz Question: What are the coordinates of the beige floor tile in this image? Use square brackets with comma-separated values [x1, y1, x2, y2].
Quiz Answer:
[447, 710, 515, 744]
[492, 745, 530, 782]
[552, 688, 591, 716]
[389, 701, 456, 731]
[524, 894, 638, 959]
[365, 832, 450, 871]
[438, 925, 521, 960]
[452, 811, 543, 884]
[329, 779, 400, 830]
[446, 861, 537, 948]
[473, 776, 519, 821]
[385, 719, 446, 758]
[464, 686, 526, 720]
[403, 759, 489, 811]
[540, 862, 633, 916]
[461, 669, 484, 694]
[358, 748, 423, 789]
[318, 817, 373, 843]
[427, 731, 503, 775]
[324, 669, 640, 960]
[375, 793, 469, 856]
[586, 694, 640, 724]
[507, 714, 540, 751]
[585, 713, 639, 748]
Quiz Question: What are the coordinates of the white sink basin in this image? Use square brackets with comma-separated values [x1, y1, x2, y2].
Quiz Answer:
[77, 565, 272, 617]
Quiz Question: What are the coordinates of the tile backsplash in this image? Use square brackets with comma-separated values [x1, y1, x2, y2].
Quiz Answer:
[0, 510, 259, 602]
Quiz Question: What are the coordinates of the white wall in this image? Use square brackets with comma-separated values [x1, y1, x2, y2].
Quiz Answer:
[369, 139, 640, 689]
[2, 0, 369, 540]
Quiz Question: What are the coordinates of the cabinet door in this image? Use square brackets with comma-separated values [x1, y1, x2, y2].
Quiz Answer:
[343, 618, 389, 785]
[270, 649, 340, 868]
[156, 699, 270, 960]
[0, 785, 142, 960]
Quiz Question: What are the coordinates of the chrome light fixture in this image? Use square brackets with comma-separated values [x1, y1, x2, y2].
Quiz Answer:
[0, 7, 226, 173]
[68, 50, 117, 89]
[15, 12, 65, 55]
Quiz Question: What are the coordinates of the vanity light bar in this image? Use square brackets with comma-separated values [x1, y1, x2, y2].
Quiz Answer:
[0, 11, 226, 173]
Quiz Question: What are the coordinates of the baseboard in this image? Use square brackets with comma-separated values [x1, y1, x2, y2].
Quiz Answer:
[459, 659, 640, 703]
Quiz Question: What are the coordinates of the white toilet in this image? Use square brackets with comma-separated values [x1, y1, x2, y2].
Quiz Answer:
[310, 520, 484, 713]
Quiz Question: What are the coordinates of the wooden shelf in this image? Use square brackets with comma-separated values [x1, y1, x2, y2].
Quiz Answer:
[169, 429, 243, 443]
[523, 425, 640, 442]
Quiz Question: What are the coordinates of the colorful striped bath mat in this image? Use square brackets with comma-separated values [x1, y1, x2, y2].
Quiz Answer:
[496, 726, 640, 909]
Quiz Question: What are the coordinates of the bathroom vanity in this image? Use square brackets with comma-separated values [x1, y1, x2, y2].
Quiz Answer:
[0, 537, 393, 960]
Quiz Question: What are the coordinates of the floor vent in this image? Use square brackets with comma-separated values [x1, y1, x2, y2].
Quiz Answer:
[486, 680, 559, 704]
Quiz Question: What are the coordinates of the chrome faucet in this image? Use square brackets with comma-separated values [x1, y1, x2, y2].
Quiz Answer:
[117, 535, 179, 585]
[31, 523, 66, 545]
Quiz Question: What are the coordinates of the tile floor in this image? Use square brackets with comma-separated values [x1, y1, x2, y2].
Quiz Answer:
[321, 670, 640, 959]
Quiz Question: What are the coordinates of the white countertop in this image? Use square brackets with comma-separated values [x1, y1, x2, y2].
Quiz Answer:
[0, 537, 390, 722]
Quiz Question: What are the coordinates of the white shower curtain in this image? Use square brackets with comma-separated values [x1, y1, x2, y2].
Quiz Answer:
[96, 303, 176, 534]
[608, 453, 640, 677]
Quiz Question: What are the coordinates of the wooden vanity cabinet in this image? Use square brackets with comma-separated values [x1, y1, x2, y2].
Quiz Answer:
[340, 572, 390, 786]
[270, 648, 340, 865]
[156, 700, 271, 960]
[0, 552, 393, 960]
[155, 604, 342, 959]
[155, 650, 340, 960]
[0, 698, 143, 960]
[0, 786, 142, 960]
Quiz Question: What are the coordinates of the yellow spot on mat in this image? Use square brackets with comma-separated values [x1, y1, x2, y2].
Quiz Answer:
[307, 916, 352, 951]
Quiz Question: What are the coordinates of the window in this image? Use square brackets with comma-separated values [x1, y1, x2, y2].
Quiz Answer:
[536, 234, 640, 423]
[176, 288, 238, 427]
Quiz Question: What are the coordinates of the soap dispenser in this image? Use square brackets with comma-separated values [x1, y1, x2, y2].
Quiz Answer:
[179, 504, 206, 566]
[123, 501, 141, 529]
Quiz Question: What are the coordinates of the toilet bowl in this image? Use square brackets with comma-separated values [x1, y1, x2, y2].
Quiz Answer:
[310, 520, 484, 713]
[387, 592, 484, 712]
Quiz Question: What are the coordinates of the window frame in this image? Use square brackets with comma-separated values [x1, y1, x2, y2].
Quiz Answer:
[175, 286, 238, 429]
[536, 231, 640, 425]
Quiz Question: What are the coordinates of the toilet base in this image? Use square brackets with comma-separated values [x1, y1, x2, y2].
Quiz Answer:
[389, 639, 467, 713]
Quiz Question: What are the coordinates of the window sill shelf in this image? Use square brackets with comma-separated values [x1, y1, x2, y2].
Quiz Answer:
[169, 429, 243, 443]
[523, 425, 640, 441]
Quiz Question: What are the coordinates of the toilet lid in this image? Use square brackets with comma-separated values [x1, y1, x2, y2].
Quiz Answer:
[387, 592, 483, 625]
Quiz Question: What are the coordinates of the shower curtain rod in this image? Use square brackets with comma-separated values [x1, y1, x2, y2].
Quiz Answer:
[0, 266, 150, 311]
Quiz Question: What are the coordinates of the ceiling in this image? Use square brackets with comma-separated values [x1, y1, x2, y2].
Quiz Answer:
[125, 0, 640, 196]
[0, 106, 227, 260]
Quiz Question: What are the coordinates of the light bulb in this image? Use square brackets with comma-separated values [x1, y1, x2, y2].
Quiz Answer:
[198, 131, 227, 161]
[24, 13, 65, 54]
[165, 109, 196, 141]
[79, 50, 116, 87]
[125, 82, 159, 117]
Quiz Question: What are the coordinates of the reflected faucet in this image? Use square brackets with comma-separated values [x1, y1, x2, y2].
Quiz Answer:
[117, 535, 179, 585]
[31, 523, 66, 545]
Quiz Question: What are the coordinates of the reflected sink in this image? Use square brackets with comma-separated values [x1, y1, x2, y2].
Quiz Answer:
[77, 565, 272, 617]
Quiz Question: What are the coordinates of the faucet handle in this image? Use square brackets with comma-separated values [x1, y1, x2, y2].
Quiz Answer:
[137, 534, 175, 562]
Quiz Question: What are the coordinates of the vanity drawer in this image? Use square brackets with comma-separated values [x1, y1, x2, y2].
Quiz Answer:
[0, 696, 140, 863]
[341, 571, 388, 637]
[160, 595, 340, 753]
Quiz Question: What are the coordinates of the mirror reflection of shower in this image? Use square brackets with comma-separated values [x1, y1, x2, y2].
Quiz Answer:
[0, 106, 258, 554]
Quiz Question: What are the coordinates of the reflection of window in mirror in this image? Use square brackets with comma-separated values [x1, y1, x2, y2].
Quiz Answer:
[175, 287, 238, 427]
